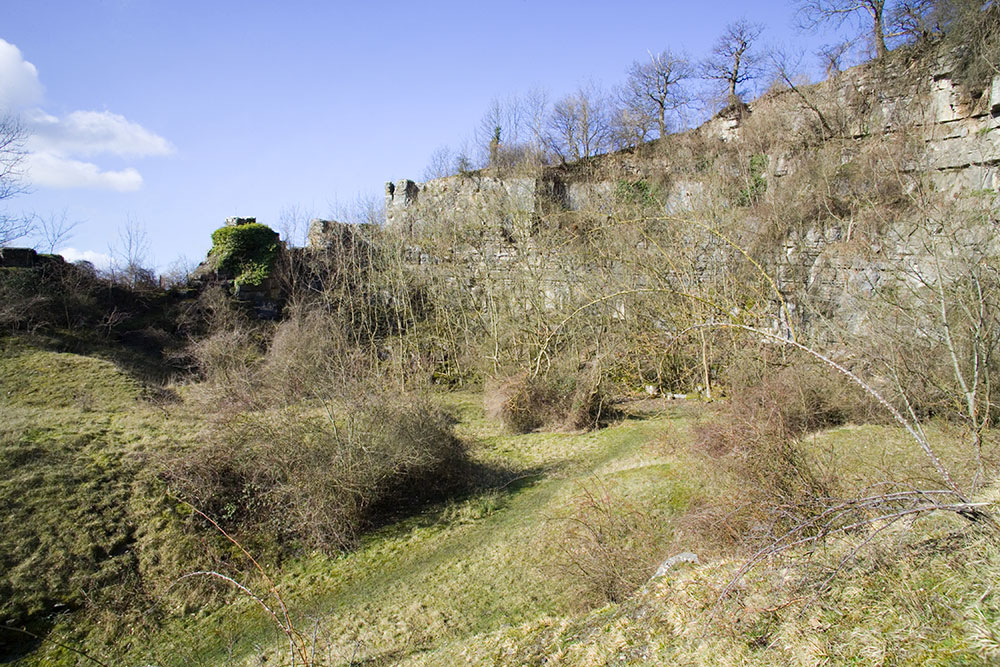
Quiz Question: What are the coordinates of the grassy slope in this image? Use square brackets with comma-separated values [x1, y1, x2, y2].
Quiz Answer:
[115, 396, 694, 666]
[4, 341, 1000, 665]
[139, 409, 999, 666]
[0, 338, 205, 663]
[0, 342, 147, 623]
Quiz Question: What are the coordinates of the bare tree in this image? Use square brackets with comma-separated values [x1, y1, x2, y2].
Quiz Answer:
[767, 47, 836, 136]
[454, 140, 477, 174]
[277, 204, 313, 247]
[817, 40, 854, 75]
[34, 209, 81, 254]
[797, 0, 889, 59]
[889, 0, 942, 43]
[701, 20, 765, 104]
[546, 83, 614, 162]
[609, 104, 655, 150]
[524, 87, 551, 160]
[109, 216, 154, 288]
[476, 95, 528, 168]
[474, 93, 552, 170]
[622, 49, 693, 139]
[161, 254, 197, 289]
[423, 145, 456, 180]
[0, 113, 33, 247]
[794, 0, 935, 59]
[330, 192, 386, 227]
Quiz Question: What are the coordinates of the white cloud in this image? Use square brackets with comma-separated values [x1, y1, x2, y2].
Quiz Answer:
[0, 39, 43, 111]
[0, 39, 171, 191]
[27, 109, 173, 158]
[58, 247, 112, 269]
[26, 151, 143, 191]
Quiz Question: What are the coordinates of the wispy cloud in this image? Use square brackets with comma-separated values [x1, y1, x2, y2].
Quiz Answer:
[0, 38, 172, 191]
[27, 109, 173, 158]
[26, 151, 143, 191]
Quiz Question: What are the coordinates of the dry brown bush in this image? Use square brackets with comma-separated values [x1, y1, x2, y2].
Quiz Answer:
[484, 367, 614, 434]
[484, 373, 557, 433]
[181, 285, 267, 408]
[258, 306, 372, 404]
[163, 394, 469, 554]
[691, 362, 869, 547]
[555, 479, 669, 606]
[719, 351, 879, 430]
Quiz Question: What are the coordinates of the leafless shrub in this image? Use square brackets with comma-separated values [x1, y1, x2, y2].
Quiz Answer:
[485, 367, 614, 434]
[941, 0, 1000, 94]
[258, 306, 372, 404]
[693, 363, 860, 546]
[182, 285, 265, 408]
[555, 479, 669, 606]
[163, 394, 469, 554]
[563, 364, 614, 431]
[484, 373, 560, 433]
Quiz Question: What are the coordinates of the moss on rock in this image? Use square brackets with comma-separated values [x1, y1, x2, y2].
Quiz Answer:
[209, 223, 280, 287]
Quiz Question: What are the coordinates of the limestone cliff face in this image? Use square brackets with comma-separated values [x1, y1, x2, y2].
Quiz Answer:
[384, 50, 1000, 334]
[388, 57, 998, 228]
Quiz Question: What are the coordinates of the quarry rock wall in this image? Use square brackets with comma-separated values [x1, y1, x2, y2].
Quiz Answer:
[384, 53, 1000, 333]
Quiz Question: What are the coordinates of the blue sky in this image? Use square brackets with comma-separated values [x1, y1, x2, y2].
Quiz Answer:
[1, 1, 851, 271]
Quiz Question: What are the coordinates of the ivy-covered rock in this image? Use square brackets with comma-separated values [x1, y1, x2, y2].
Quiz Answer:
[209, 223, 280, 287]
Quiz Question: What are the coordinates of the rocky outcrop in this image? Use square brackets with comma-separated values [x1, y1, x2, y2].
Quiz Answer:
[389, 54, 999, 226]
[383, 50, 1000, 336]
[386, 175, 538, 236]
[307, 218, 375, 251]
[0, 247, 62, 269]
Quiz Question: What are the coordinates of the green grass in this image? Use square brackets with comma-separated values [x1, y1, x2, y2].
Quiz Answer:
[103, 399, 684, 666]
[0, 341, 142, 411]
[0, 339, 206, 664]
[5, 340, 1000, 665]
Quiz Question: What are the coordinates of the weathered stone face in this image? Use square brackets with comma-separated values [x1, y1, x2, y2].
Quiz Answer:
[385, 175, 537, 238]
[381, 55, 1000, 338]
[307, 218, 344, 250]
[990, 76, 1000, 117]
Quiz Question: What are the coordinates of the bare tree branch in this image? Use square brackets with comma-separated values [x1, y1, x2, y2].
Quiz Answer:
[0, 113, 32, 247]
[622, 49, 693, 139]
[701, 20, 764, 104]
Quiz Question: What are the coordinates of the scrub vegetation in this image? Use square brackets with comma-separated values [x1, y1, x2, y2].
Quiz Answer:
[2, 2, 1000, 664]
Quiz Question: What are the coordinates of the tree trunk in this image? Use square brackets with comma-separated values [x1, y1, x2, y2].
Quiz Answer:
[873, 2, 888, 59]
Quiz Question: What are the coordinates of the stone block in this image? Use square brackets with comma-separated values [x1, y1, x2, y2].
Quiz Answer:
[0, 247, 38, 267]
[930, 77, 962, 123]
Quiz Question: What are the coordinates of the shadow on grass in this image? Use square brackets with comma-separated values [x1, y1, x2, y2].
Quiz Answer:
[363, 458, 554, 535]
[0, 625, 43, 664]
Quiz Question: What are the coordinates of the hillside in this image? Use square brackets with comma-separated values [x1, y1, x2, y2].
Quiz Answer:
[2, 35, 1000, 665]
[4, 352, 998, 664]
